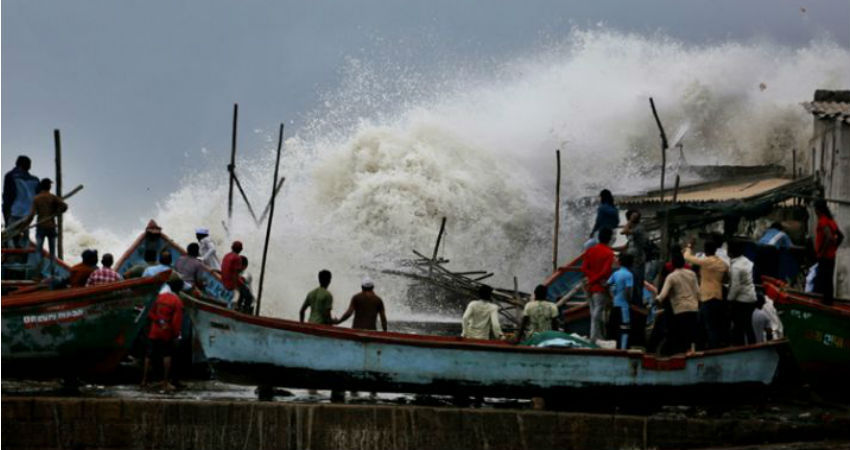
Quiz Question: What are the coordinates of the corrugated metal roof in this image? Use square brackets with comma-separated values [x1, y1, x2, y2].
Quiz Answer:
[620, 177, 797, 205]
[802, 101, 850, 123]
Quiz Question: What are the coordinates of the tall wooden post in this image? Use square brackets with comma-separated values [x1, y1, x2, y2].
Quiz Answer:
[811, 147, 816, 176]
[792, 148, 797, 180]
[54, 129, 63, 260]
[553, 149, 562, 272]
[256, 123, 284, 316]
[228, 103, 239, 226]
[649, 98, 669, 202]
[661, 175, 680, 261]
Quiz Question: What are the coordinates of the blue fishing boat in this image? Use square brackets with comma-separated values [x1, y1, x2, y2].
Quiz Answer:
[184, 295, 785, 401]
[115, 220, 233, 304]
[1, 245, 73, 295]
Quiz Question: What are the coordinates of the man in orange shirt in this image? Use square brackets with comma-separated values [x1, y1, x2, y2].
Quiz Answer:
[68, 249, 98, 287]
[141, 278, 185, 392]
[581, 227, 615, 343]
[25, 178, 67, 277]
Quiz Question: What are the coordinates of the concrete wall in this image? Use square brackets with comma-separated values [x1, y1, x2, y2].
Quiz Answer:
[3, 397, 850, 450]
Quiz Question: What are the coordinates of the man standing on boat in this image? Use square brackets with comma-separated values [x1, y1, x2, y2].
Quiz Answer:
[86, 253, 123, 286]
[195, 228, 221, 271]
[335, 277, 387, 331]
[607, 253, 634, 349]
[683, 239, 730, 349]
[581, 227, 615, 343]
[220, 241, 245, 309]
[300, 269, 334, 325]
[3, 155, 40, 248]
[125, 249, 158, 278]
[25, 178, 67, 277]
[656, 249, 700, 354]
[727, 241, 758, 345]
[462, 285, 504, 340]
[813, 200, 842, 305]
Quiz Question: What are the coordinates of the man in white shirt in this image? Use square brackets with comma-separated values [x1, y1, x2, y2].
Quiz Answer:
[727, 241, 757, 345]
[461, 285, 504, 340]
[195, 227, 221, 271]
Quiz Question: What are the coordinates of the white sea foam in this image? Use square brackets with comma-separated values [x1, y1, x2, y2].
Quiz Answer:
[66, 29, 850, 319]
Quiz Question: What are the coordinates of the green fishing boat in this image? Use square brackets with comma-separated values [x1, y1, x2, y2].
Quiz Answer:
[763, 276, 850, 386]
[1, 271, 169, 379]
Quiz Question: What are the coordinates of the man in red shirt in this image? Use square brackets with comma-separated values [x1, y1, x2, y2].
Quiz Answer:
[220, 241, 244, 309]
[581, 227, 615, 342]
[141, 279, 185, 392]
[813, 200, 843, 305]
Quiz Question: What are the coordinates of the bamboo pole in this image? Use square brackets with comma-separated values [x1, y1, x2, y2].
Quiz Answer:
[228, 103, 238, 226]
[649, 98, 669, 202]
[431, 217, 447, 263]
[553, 149, 561, 272]
[256, 123, 284, 316]
[53, 129, 63, 260]
[231, 174, 259, 224]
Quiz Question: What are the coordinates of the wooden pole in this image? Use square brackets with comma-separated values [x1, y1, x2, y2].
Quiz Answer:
[257, 177, 286, 224]
[811, 147, 816, 176]
[431, 217, 447, 263]
[553, 149, 562, 272]
[228, 103, 239, 226]
[54, 129, 63, 260]
[649, 98, 669, 202]
[661, 174, 681, 260]
[256, 123, 285, 316]
[792, 148, 797, 180]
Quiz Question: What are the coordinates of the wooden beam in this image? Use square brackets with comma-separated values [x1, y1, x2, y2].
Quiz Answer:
[53, 129, 63, 260]
[553, 149, 561, 272]
[227, 103, 238, 225]
[256, 123, 285, 316]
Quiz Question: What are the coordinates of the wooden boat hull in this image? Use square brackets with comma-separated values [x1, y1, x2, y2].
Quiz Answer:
[185, 296, 784, 399]
[1, 243, 72, 284]
[763, 277, 850, 385]
[1, 272, 168, 379]
[115, 220, 233, 304]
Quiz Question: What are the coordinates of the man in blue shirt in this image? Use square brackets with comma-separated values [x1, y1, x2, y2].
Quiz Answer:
[758, 222, 792, 249]
[3, 155, 40, 248]
[607, 253, 634, 349]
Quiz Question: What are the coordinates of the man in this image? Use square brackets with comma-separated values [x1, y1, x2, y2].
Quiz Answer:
[220, 241, 244, 309]
[335, 277, 387, 331]
[581, 227, 615, 343]
[621, 210, 647, 304]
[195, 228, 221, 271]
[141, 278, 185, 392]
[143, 251, 182, 293]
[751, 295, 773, 344]
[175, 243, 206, 292]
[26, 178, 67, 277]
[3, 155, 40, 248]
[758, 222, 792, 249]
[86, 253, 124, 286]
[656, 250, 700, 355]
[68, 249, 99, 287]
[727, 241, 758, 345]
[300, 270, 334, 325]
[235, 256, 255, 313]
[683, 239, 730, 349]
[125, 249, 158, 278]
[461, 285, 503, 340]
[514, 284, 559, 343]
[607, 254, 634, 349]
[813, 200, 842, 305]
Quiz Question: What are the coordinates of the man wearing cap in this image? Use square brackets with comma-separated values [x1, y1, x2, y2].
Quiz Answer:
[195, 228, 220, 271]
[335, 277, 388, 331]
[220, 241, 244, 309]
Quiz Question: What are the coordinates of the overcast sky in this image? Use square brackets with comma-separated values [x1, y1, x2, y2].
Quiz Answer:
[3, 0, 849, 234]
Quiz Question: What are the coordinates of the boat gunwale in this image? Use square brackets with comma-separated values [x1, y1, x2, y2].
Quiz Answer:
[185, 295, 787, 361]
[1, 271, 169, 308]
[763, 276, 850, 318]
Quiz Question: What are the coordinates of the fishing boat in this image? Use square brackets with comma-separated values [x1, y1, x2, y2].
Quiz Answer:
[184, 295, 785, 401]
[762, 276, 850, 386]
[1, 244, 73, 294]
[1, 271, 169, 379]
[115, 219, 232, 304]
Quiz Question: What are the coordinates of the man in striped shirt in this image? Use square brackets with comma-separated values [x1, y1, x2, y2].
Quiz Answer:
[86, 253, 124, 286]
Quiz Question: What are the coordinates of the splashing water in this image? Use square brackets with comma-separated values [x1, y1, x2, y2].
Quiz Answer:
[67, 29, 850, 319]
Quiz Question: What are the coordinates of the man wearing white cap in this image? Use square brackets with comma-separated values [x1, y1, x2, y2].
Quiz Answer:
[335, 276, 387, 331]
[195, 227, 220, 271]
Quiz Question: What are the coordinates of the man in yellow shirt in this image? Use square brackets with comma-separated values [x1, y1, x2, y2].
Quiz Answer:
[683, 240, 729, 349]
